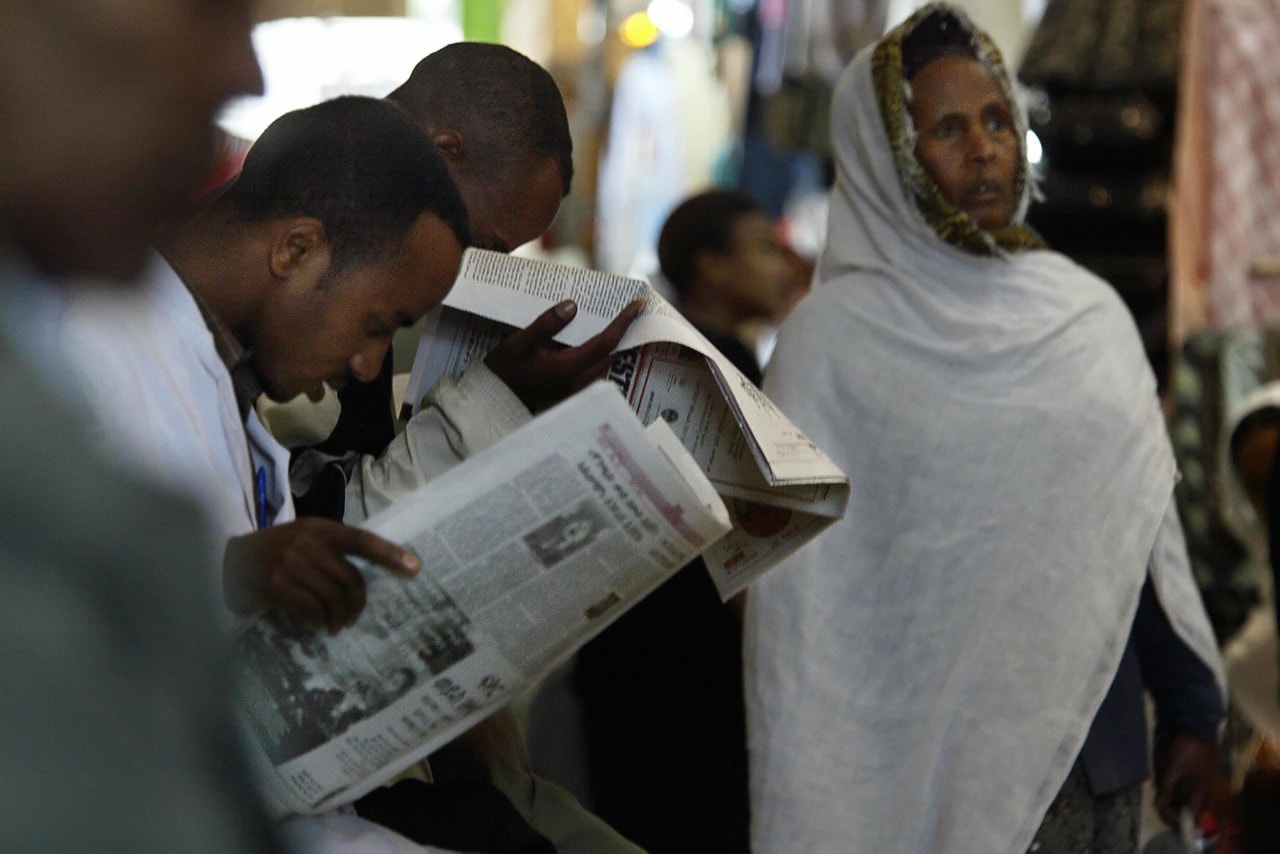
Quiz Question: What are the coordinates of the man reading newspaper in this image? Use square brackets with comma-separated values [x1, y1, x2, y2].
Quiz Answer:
[237, 381, 731, 817]
[55, 97, 642, 853]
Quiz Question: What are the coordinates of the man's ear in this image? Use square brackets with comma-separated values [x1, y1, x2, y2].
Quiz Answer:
[269, 218, 329, 281]
[430, 129, 464, 161]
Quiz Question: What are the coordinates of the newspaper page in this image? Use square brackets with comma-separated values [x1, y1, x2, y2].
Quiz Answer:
[236, 382, 730, 816]
[403, 248, 849, 596]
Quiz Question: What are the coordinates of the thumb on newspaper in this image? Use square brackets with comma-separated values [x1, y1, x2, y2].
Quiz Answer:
[496, 299, 579, 360]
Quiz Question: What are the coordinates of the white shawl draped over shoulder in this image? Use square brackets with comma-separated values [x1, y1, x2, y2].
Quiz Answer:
[744, 7, 1224, 852]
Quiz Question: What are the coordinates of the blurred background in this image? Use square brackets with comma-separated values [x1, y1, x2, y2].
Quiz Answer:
[223, 1, 1044, 287]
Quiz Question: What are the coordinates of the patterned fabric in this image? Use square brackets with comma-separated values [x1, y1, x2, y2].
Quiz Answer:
[1027, 760, 1140, 854]
[869, 3, 1045, 256]
[1019, 0, 1184, 92]
[1170, 0, 1280, 342]
[1168, 330, 1269, 642]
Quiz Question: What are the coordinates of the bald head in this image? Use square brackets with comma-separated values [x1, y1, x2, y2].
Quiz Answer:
[386, 42, 571, 252]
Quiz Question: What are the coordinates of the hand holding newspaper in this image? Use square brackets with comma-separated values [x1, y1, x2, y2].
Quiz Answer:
[404, 248, 850, 599]
[236, 382, 730, 816]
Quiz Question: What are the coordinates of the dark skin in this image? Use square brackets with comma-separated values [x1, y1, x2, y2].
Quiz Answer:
[218, 107, 643, 632]
[486, 297, 645, 412]
[224, 517, 419, 635]
[222, 295, 642, 633]
[1154, 730, 1220, 828]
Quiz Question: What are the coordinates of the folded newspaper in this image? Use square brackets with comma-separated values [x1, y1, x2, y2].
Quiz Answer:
[237, 381, 731, 815]
[404, 248, 850, 599]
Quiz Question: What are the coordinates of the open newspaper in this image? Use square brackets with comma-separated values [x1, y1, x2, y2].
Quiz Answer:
[404, 248, 849, 599]
[236, 382, 731, 816]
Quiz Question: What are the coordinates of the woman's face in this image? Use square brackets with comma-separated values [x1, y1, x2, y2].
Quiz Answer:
[908, 53, 1019, 231]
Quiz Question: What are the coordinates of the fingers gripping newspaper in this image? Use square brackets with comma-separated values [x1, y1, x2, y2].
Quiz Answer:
[404, 248, 850, 599]
[236, 382, 730, 815]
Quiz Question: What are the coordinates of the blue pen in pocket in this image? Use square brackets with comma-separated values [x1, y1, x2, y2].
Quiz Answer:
[255, 464, 268, 529]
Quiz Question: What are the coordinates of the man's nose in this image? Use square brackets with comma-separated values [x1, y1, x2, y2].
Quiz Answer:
[349, 341, 390, 383]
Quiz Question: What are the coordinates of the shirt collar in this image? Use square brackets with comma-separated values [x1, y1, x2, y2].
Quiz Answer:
[180, 276, 262, 420]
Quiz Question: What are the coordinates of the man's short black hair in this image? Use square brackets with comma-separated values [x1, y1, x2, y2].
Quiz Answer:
[901, 7, 977, 82]
[386, 42, 573, 197]
[225, 96, 470, 274]
[657, 189, 764, 300]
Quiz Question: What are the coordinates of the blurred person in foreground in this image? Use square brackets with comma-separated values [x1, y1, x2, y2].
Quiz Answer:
[0, 0, 278, 848]
[744, 5, 1226, 852]
[572, 188, 791, 852]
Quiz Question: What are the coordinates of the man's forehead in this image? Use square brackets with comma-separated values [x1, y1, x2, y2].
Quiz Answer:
[474, 156, 565, 251]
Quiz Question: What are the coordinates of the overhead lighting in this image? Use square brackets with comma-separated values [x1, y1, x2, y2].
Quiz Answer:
[620, 11, 660, 48]
[647, 0, 694, 39]
[1026, 129, 1044, 166]
[216, 16, 461, 142]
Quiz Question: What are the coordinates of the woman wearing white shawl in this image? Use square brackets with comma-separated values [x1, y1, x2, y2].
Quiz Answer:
[1220, 383, 1280, 739]
[744, 5, 1225, 851]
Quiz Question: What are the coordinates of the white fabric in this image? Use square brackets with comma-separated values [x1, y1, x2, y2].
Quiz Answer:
[344, 361, 533, 524]
[59, 257, 297, 534]
[55, 254, 435, 853]
[257, 383, 342, 450]
[1225, 607, 1280, 739]
[57, 256, 285, 602]
[744, 21, 1224, 854]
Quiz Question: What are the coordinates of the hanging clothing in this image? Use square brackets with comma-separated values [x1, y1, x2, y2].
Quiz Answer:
[745, 6, 1224, 852]
[1018, 0, 1184, 92]
[1169, 0, 1280, 344]
[596, 41, 732, 278]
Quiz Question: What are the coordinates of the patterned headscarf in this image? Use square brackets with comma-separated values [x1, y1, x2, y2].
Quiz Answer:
[872, 3, 1044, 255]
